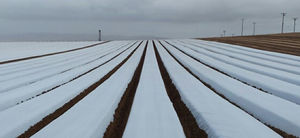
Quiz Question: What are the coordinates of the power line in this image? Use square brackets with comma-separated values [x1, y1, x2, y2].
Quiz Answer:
[293, 17, 298, 32]
[223, 30, 226, 37]
[281, 12, 287, 33]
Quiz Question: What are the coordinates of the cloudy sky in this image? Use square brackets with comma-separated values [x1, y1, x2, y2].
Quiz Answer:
[0, 0, 299, 41]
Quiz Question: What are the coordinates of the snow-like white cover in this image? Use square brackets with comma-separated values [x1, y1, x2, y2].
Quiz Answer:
[155, 41, 281, 138]
[0, 42, 131, 111]
[0, 42, 129, 93]
[0, 41, 100, 62]
[167, 40, 300, 105]
[161, 40, 300, 137]
[191, 39, 300, 66]
[0, 41, 138, 138]
[123, 42, 185, 138]
[185, 39, 300, 75]
[174, 40, 300, 86]
[33, 41, 145, 138]
[0, 41, 125, 79]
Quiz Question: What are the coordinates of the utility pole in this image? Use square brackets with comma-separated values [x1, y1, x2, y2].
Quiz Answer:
[223, 30, 226, 37]
[253, 22, 256, 35]
[241, 18, 245, 36]
[98, 30, 102, 41]
[293, 17, 298, 32]
[281, 12, 287, 33]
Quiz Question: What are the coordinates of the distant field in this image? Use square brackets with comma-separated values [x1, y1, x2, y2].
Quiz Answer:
[0, 39, 299, 138]
[202, 33, 300, 56]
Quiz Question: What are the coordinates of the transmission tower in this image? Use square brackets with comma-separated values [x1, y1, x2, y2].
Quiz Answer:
[241, 18, 245, 36]
[98, 30, 102, 41]
[253, 22, 256, 35]
[281, 12, 287, 33]
[293, 18, 298, 32]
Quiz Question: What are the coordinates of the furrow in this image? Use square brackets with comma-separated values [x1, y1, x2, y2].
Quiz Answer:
[159, 40, 300, 137]
[103, 41, 148, 138]
[153, 41, 208, 138]
[16, 41, 142, 138]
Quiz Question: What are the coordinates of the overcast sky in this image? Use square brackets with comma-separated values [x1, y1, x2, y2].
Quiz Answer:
[0, 0, 299, 41]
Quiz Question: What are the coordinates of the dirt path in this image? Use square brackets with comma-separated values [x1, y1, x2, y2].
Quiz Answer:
[18, 41, 142, 138]
[0, 41, 110, 65]
[103, 41, 148, 138]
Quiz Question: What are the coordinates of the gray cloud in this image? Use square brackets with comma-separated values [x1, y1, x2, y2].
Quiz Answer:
[0, 0, 299, 40]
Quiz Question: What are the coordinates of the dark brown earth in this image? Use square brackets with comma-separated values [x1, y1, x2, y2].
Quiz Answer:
[103, 41, 148, 138]
[0, 41, 110, 65]
[18, 41, 142, 138]
[161, 41, 296, 138]
[155, 41, 208, 138]
[201, 33, 300, 56]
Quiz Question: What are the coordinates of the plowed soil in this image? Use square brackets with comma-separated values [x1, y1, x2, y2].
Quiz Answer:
[202, 33, 300, 56]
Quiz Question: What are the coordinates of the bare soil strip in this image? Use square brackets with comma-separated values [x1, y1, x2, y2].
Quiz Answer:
[17, 42, 138, 105]
[103, 41, 148, 138]
[160, 41, 296, 138]
[202, 33, 300, 56]
[0, 41, 110, 65]
[18, 41, 142, 138]
[154, 41, 208, 138]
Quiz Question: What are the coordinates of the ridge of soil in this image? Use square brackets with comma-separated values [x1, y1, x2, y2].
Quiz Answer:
[103, 41, 148, 138]
[160, 41, 296, 138]
[154, 41, 208, 138]
[18, 41, 142, 138]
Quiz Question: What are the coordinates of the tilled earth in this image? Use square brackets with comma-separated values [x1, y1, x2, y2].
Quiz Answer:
[202, 33, 300, 56]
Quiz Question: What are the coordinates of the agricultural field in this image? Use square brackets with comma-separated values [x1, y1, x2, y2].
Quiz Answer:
[0, 38, 300, 138]
[202, 33, 300, 56]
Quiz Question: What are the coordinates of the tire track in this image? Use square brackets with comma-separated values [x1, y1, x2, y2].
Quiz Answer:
[15, 42, 138, 106]
[0, 41, 110, 65]
[18, 41, 142, 138]
[153, 41, 208, 138]
[103, 41, 147, 138]
[159, 41, 296, 138]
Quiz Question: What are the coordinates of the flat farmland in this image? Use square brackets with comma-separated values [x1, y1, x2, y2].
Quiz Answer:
[0, 39, 299, 138]
[202, 33, 300, 56]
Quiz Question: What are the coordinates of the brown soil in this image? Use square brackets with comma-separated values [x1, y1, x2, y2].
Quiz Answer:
[154, 41, 208, 138]
[0, 41, 110, 65]
[18, 41, 142, 138]
[201, 33, 300, 56]
[161, 41, 296, 137]
[103, 41, 148, 138]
